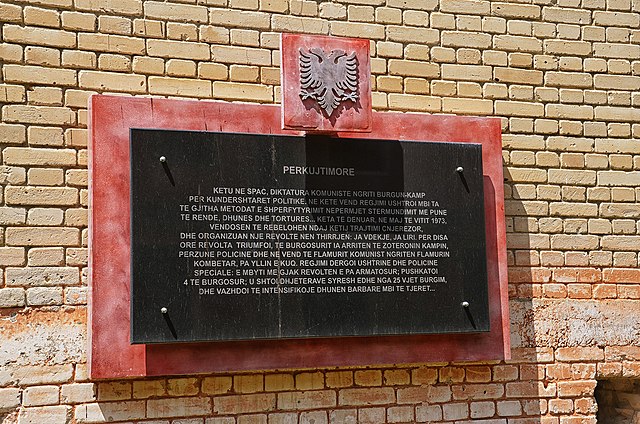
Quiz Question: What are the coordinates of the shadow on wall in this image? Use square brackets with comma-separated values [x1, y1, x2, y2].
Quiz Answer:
[503, 165, 547, 420]
[503, 163, 640, 420]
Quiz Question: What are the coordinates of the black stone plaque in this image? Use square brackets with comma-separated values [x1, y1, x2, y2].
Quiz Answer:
[130, 129, 489, 344]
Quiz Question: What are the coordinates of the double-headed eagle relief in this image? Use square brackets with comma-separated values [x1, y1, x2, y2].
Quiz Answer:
[299, 48, 359, 118]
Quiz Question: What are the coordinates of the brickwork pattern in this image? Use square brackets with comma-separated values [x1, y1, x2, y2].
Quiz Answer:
[0, 0, 639, 422]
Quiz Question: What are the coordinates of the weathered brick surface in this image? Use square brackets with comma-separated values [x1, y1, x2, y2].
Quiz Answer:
[1, 0, 639, 423]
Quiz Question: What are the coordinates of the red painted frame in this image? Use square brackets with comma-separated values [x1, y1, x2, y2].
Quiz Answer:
[89, 95, 509, 379]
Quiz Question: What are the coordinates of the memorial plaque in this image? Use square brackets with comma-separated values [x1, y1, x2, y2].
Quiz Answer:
[130, 129, 489, 344]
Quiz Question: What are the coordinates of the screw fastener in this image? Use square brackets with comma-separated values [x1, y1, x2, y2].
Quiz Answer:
[160, 307, 168, 314]
[456, 166, 464, 173]
[160, 156, 167, 163]
[461, 301, 469, 308]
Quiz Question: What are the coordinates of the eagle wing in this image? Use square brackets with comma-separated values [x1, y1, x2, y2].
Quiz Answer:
[299, 48, 324, 91]
[335, 52, 358, 92]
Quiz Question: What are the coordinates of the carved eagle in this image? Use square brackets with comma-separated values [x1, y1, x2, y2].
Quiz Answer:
[299, 48, 359, 117]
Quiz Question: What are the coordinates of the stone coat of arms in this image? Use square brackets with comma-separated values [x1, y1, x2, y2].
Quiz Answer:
[298, 48, 359, 118]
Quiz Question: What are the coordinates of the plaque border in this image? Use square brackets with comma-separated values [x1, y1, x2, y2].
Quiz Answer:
[89, 94, 509, 379]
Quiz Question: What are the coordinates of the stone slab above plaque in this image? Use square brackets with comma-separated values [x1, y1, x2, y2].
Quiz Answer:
[280, 33, 372, 132]
[130, 130, 488, 344]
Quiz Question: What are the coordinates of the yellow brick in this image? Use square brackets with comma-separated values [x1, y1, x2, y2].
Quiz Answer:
[27, 207, 65, 226]
[4, 25, 76, 49]
[403, 10, 429, 26]
[78, 33, 145, 55]
[387, 93, 441, 112]
[27, 169, 64, 186]
[375, 7, 401, 24]
[491, 2, 540, 18]
[457, 81, 482, 97]
[79, 71, 146, 93]
[3, 66, 75, 89]
[593, 10, 640, 27]
[348, 5, 374, 21]
[144, 1, 208, 23]
[442, 31, 491, 49]
[65, 170, 88, 186]
[431, 80, 456, 96]
[272, 16, 329, 34]
[495, 100, 544, 117]
[147, 39, 210, 60]
[61, 11, 96, 31]
[440, 0, 489, 14]
[386, 26, 438, 43]
[65, 208, 86, 229]
[133, 19, 165, 38]
[211, 45, 271, 66]
[230, 0, 259, 10]
[166, 378, 199, 397]
[62, 50, 97, 69]
[165, 22, 198, 41]
[148, 77, 212, 98]
[202, 376, 232, 395]
[98, 53, 131, 72]
[494, 35, 542, 53]
[0, 207, 27, 225]
[376, 41, 403, 58]
[0, 44, 24, 63]
[376, 76, 403, 92]
[24, 7, 61, 28]
[0, 124, 26, 145]
[333, 21, 385, 39]
[230, 65, 259, 82]
[0, 3, 22, 23]
[442, 98, 493, 115]
[213, 82, 272, 102]
[65, 90, 94, 109]
[264, 374, 294, 391]
[132, 56, 164, 75]
[132, 381, 166, 399]
[595, 106, 640, 122]
[76, 0, 142, 15]
[260, 67, 280, 85]
[594, 43, 640, 59]
[166, 59, 196, 77]
[25, 46, 61, 66]
[542, 6, 591, 24]
[209, 9, 271, 29]
[234, 375, 264, 393]
[3, 147, 76, 166]
[431, 12, 455, 29]
[0, 247, 26, 266]
[198, 63, 228, 80]
[544, 40, 592, 56]
[230, 29, 260, 47]
[404, 78, 428, 94]
[494, 67, 543, 85]
[545, 72, 592, 88]
[6, 227, 79, 246]
[388, 60, 439, 78]
[0, 85, 26, 105]
[199, 26, 229, 44]
[3, 105, 75, 125]
[441, 64, 492, 81]
[98, 16, 132, 35]
[260, 0, 288, 13]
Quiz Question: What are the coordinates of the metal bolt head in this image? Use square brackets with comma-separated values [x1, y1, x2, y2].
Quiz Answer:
[461, 301, 469, 308]
[456, 166, 464, 173]
[160, 307, 168, 314]
[159, 156, 167, 163]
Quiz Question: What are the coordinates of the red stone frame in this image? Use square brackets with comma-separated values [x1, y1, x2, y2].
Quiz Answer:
[89, 95, 509, 379]
[280, 33, 372, 132]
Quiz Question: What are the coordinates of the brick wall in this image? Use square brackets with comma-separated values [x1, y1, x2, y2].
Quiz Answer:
[0, 0, 639, 422]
